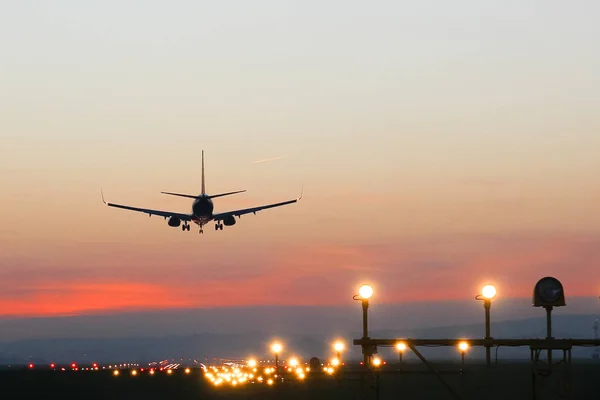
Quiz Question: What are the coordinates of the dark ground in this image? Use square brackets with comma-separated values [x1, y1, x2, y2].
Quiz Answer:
[1, 361, 599, 400]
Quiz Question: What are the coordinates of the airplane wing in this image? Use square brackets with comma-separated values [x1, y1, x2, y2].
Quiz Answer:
[212, 188, 302, 221]
[102, 191, 192, 221]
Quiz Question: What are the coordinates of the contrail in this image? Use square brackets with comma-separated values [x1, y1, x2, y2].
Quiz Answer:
[252, 156, 286, 164]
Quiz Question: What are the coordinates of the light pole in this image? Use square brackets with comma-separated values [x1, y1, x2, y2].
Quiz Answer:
[458, 341, 469, 371]
[271, 343, 282, 375]
[475, 284, 496, 368]
[353, 284, 374, 366]
[333, 341, 344, 364]
[395, 342, 407, 371]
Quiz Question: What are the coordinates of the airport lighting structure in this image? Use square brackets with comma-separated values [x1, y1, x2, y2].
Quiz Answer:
[353, 284, 374, 365]
[458, 341, 469, 367]
[533, 276, 566, 364]
[475, 284, 497, 368]
[333, 341, 345, 362]
[395, 341, 407, 370]
[271, 342, 283, 374]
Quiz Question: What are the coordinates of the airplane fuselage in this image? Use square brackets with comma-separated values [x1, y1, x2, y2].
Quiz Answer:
[191, 195, 214, 225]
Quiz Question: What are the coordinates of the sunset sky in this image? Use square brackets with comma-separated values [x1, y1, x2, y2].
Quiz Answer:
[1, 1, 600, 319]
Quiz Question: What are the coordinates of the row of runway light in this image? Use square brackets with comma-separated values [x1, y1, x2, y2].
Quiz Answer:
[112, 366, 192, 376]
[201, 340, 353, 389]
[203, 360, 315, 388]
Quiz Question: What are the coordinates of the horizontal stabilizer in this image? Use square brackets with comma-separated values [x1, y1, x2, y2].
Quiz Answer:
[208, 190, 246, 199]
[160, 192, 200, 199]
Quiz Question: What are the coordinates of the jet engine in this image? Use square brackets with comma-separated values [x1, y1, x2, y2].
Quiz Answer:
[168, 216, 181, 227]
[223, 215, 236, 226]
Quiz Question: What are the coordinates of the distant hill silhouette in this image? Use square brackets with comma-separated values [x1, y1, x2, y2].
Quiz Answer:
[1, 312, 599, 364]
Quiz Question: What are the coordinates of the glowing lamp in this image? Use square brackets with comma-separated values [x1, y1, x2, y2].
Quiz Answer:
[271, 343, 282, 354]
[289, 358, 299, 367]
[481, 285, 497, 300]
[395, 342, 407, 352]
[334, 341, 345, 352]
[372, 357, 382, 367]
[358, 284, 374, 299]
[458, 341, 469, 352]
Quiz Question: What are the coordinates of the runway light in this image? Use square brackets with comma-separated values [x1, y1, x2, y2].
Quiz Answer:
[248, 359, 257, 368]
[113, 370, 120, 376]
[49, 363, 55, 369]
[289, 358, 299, 367]
[358, 284, 374, 299]
[71, 363, 77, 369]
[396, 342, 407, 352]
[150, 369, 155, 375]
[482, 284, 497, 300]
[28, 363, 34, 369]
[458, 341, 469, 352]
[267, 378, 274, 385]
[167, 369, 173, 375]
[131, 370, 138, 376]
[271, 343, 283, 353]
[185, 368, 191, 374]
[331, 358, 340, 367]
[334, 341, 345, 352]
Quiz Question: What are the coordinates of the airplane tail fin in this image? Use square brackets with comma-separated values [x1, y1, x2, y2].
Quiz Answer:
[201, 150, 206, 195]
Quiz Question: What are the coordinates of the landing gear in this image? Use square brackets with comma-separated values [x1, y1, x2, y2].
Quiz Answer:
[182, 223, 190, 231]
[215, 223, 223, 231]
[199, 226, 204, 234]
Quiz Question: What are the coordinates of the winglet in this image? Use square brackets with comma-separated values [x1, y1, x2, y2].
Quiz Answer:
[101, 189, 107, 204]
[298, 185, 304, 201]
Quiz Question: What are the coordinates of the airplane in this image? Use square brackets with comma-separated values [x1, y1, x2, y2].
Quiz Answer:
[101, 151, 302, 234]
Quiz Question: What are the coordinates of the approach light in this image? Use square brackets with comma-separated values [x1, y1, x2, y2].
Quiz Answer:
[271, 343, 283, 354]
[372, 357, 382, 367]
[331, 358, 340, 367]
[481, 284, 497, 300]
[289, 358, 299, 367]
[395, 342, 407, 352]
[358, 285, 374, 300]
[113, 370, 120, 376]
[458, 341, 469, 352]
[334, 341, 345, 352]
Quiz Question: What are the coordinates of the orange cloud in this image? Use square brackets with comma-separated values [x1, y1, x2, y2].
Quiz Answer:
[1, 233, 599, 318]
[0, 281, 194, 317]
